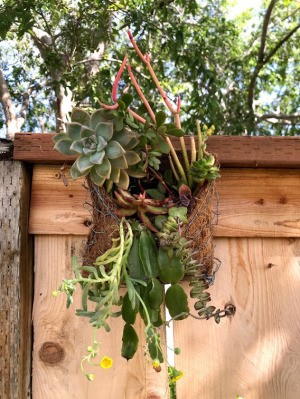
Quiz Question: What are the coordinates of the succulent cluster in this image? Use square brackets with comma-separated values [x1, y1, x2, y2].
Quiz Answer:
[53, 107, 141, 190]
[189, 154, 220, 184]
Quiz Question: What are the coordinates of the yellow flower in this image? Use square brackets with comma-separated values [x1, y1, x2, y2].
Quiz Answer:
[152, 359, 160, 368]
[100, 356, 113, 369]
[171, 371, 184, 383]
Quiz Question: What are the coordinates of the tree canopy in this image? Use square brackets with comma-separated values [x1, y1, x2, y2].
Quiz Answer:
[0, 0, 299, 139]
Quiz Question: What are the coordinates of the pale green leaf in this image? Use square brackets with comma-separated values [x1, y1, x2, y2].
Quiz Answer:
[71, 108, 90, 126]
[66, 122, 82, 140]
[109, 155, 128, 169]
[94, 157, 111, 177]
[54, 139, 77, 155]
[116, 170, 129, 190]
[95, 122, 113, 141]
[124, 151, 141, 166]
[89, 150, 105, 165]
[105, 140, 125, 159]
[76, 154, 94, 172]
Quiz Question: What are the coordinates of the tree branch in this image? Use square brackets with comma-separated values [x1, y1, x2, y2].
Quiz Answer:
[264, 22, 300, 64]
[258, 112, 300, 124]
[0, 68, 24, 140]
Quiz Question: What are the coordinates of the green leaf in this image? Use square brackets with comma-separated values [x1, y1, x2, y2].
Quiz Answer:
[66, 122, 82, 141]
[105, 141, 125, 159]
[76, 154, 94, 172]
[95, 122, 113, 141]
[94, 157, 111, 178]
[54, 139, 77, 156]
[120, 93, 133, 107]
[166, 128, 185, 137]
[123, 137, 139, 150]
[70, 161, 88, 179]
[155, 111, 167, 128]
[165, 284, 189, 320]
[121, 324, 139, 360]
[89, 150, 106, 165]
[147, 278, 164, 309]
[109, 155, 128, 169]
[124, 151, 141, 166]
[52, 133, 69, 143]
[81, 127, 94, 138]
[146, 189, 165, 200]
[116, 169, 129, 190]
[139, 230, 159, 277]
[127, 237, 147, 280]
[158, 247, 184, 284]
[90, 109, 106, 130]
[113, 130, 136, 147]
[90, 167, 106, 186]
[71, 108, 90, 126]
[109, 167, 121, 183]
[122, 292, 139, 324]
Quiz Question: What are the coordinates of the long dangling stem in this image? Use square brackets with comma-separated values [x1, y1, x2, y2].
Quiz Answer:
[196, 120, 203, 160]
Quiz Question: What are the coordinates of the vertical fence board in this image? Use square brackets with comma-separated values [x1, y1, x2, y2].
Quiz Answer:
[32, 235, 169, 399]
[0, 161, 32, 399]
[174, 237, 300, 399]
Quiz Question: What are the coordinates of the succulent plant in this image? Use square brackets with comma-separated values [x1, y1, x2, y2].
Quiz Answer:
[189, 154, 220, 185]
[53, 108, 142, 190]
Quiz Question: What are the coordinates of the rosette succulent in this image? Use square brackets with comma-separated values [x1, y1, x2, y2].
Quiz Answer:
[53, 108, 141, 190]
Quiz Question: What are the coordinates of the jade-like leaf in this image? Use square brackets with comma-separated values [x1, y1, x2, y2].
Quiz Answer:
[95, 122, 113, 142]
[166, 127, 185, 137]
[90, 150, 106, 165]
[124, 151, 141, 166]
[157, 136, 170, 154]
[66, 122, 82, 141]
[90, 167, 106, 186]
[113, 130, 136, 146]
[71, 108, 90, 126]
[116, 169, 129, 190]
[70, 161, 88, 179]
[123, 137, 139, 150]
[94, 157, 111, 178]
[70, 139, 85, 154]
[109, 155, 128, 170]
[81, 127, 94, 138]
[76, 154, 94, 173]
[109, 167, 120, 183]
[105, 140, 125, 159]
[90, 109, 106, 130]
[119, 93, 133, 107]
[155, 111, 167, 128]
[52, 133, 69, 143]
[54, 139, 77, 155]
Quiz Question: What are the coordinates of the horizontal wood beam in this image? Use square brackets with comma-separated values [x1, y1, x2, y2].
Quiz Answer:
[29, 165, 300, 237]
[13, 133, 300, 168]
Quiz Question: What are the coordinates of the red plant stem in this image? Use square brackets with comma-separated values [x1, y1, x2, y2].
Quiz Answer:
[148, 166, 173, 195]
[127, 63, 156, 122]
[100, 102, 119, 110]
[112, 54, 128, 102]
[128, 108, 146, 124]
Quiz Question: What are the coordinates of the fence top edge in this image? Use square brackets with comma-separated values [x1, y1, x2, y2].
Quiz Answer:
[12, 132, 300, 168]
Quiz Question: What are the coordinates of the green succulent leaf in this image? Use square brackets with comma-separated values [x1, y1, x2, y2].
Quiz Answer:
[76, 154, 94, 173]
[116, 169, 129, 190]
[94, 157, 111, 178]
[90, 150, 106, 165]
[66, 122, 82, 141]
[81, 127, 94, 138]
[71, 108, 90, 126]
[113, 130, 137, 147]
[105, 140, 125, 159]
[52, 133, 69, 143]
[123, 137, 140, 150]
[157, 136, 170, 154]
[165, 284, 189, 320]
[121, 324, 138, 360]
[70, 139, 85, 154]
[90, 167, 106, 186]
[95, 122, 113, 142]
[109, 155, 128, 169]
[90, 109, 106, 130]
[54, 139, 77, 156]
[124, 151, 141, 166]
[109, 167, 121, 183]
[70, 161, 88, 179]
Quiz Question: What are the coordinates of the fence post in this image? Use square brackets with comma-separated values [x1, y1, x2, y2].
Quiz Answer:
[0, 140, 33, 399]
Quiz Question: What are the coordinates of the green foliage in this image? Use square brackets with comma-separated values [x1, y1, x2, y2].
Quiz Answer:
[1, 0, 299, 136]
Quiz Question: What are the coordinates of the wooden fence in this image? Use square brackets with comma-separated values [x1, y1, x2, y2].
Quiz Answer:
[1, 135, 300, 399]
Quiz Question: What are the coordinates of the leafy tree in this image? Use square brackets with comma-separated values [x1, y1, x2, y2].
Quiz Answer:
[0, 0, 299, 139]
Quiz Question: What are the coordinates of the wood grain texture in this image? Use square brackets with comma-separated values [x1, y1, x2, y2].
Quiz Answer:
[174, 237, 300, 399]
[29, 165, 300, 237]
[13, 133, 300, 168]
[0, 161, 33, 399]
[32, 235, 169, 399]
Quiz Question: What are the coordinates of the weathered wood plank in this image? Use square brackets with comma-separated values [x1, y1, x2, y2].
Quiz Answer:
[174, 237, 300, 399]
[13, 133, 300, 168]
[29, 166, 300, 237]
[32, 235, 169, 399]
[0, 161, 32, 399]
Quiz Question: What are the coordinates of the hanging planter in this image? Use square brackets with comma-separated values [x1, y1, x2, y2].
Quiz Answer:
[52, 32, 233, 393]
